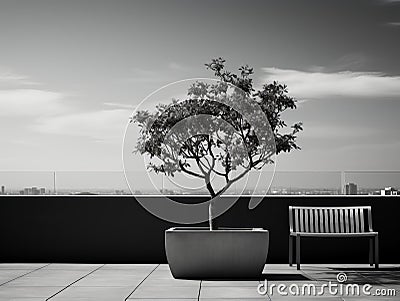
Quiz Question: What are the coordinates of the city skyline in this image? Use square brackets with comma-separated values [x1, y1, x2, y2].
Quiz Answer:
[1, 170, 399, 196]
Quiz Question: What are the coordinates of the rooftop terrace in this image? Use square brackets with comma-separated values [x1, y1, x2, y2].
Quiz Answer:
[0, 263, 398, 300]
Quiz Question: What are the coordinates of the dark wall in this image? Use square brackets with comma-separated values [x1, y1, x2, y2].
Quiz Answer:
[0, 195, 398, 263]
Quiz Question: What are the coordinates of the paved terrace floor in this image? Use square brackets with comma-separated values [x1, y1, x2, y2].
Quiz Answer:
[0, 264, 399, 300]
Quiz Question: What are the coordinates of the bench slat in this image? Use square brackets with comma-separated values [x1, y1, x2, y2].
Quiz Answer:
[289, 206, 293, 232]
[310, 209, 314, 232]
[304, 209, 309, 232]
[368, 207, 373, 232]
[340, 209, 344, 233]
[289, 206, 374, 235]
[360, 208, 365, 232]
[299, 209, 304, 232]
[319, 209, 324, 233]
[334, 208, 339, 232]
[350, 209, 355, 233]
[295, 209, 299, 232]
[324, 209, 329, 233]
[345, 209, 349, 233]
[355, 208, 360, 232]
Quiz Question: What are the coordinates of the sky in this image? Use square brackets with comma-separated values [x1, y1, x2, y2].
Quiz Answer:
[1, 0, 400, 175]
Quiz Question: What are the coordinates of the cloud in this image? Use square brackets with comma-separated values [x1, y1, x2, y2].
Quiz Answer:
[168, 62, 186, 71]
[124, 62, 187, 83]
[261, 68, 400, 100]
[0, 70, 39, 86]
[0, 68, 130, 141]
[0, 68, 67, 117]
[0, 89, 65, 116]
[33, 109, 131, 142]
[300, 124, 380, 139]
[386, 22, 400, 26]
[104, 102, 136, 109]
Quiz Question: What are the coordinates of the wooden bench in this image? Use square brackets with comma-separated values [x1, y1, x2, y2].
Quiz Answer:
[289, 206, 379, 270]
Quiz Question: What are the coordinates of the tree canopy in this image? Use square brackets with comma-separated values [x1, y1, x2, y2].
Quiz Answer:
[132, 58, 303, 199]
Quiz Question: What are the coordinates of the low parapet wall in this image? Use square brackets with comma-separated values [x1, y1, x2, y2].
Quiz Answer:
[0, 195, 398, 263]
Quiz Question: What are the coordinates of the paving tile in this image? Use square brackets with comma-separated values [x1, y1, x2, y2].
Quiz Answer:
[211, 296, 343, 301]
[92, 269, 151, 276]
[0, 286, 62, 298]
[127, 299, 196, 301]
[263, 296, 343, 301]
[303, 271, 376, 284]
[265, 280, 324, 287]
[129, 285, 199, 299]
[0, 270, 34, 277]
[350, 272, 400, 285]
[153, 265, 173, 272]
[0, 297, 44, 301]
[0, 270, 34, 285]
[199, 286, 264, 298]
[45, 264, 102, 271]
[382, 283, 400, 294]
[0, 264, 398, 300]
[263, 268, 304, 274]
[142, 278, 200, 287]
[101, 264, 157, 270]
[0, 264, 47, 270]
[156, 264, 172, 270]
[363, 284, 398, 298]
[342, 297, 399, 301]
[50, 286, 133, 300]
[73, 274, 145, 287]
[6, 270, 94, 286]
[146, 270, 175, 280]
[315, 264, 375, 269]
[200, 299, 266, 301]
[202, 280, 261, 287]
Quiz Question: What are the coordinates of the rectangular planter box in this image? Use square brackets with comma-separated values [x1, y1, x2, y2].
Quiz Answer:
[165, 227, 269, 279]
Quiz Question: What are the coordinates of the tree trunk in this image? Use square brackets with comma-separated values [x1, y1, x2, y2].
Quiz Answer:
[208, 200, 217, 231]
[205, 178, 217, 231]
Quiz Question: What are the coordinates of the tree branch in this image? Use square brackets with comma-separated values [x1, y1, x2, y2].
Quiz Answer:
[179, 161, 205, 179]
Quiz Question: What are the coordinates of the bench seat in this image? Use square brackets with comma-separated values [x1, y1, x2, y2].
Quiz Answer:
[290, 232, 378, 237]
[289, 206, 379, 270]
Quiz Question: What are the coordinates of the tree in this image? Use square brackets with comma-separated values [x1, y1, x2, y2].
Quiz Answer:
[132, 58, 303, 230]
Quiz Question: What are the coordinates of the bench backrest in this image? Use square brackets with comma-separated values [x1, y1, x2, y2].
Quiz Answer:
[289, 206, 373, 234]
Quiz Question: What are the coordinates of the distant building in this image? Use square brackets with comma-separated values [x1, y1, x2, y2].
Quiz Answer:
[1, 185, 4, 195]
[381, 187, 399, 196]
[32, 187, 40, 195]
[21, 186, 46, 195]
[345, 183, 358, 195]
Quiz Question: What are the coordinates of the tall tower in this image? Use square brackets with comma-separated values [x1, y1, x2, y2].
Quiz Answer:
[345, 183, 358, 195]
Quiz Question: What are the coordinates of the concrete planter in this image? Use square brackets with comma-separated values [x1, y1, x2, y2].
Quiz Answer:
[165, 227, 269, 279]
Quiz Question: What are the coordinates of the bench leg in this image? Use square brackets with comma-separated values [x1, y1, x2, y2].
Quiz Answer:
[296, 235, 301, 270]
[374, 235, 379, 269]
[289, 236, 293, 266]
[369, 237, 373, 266]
